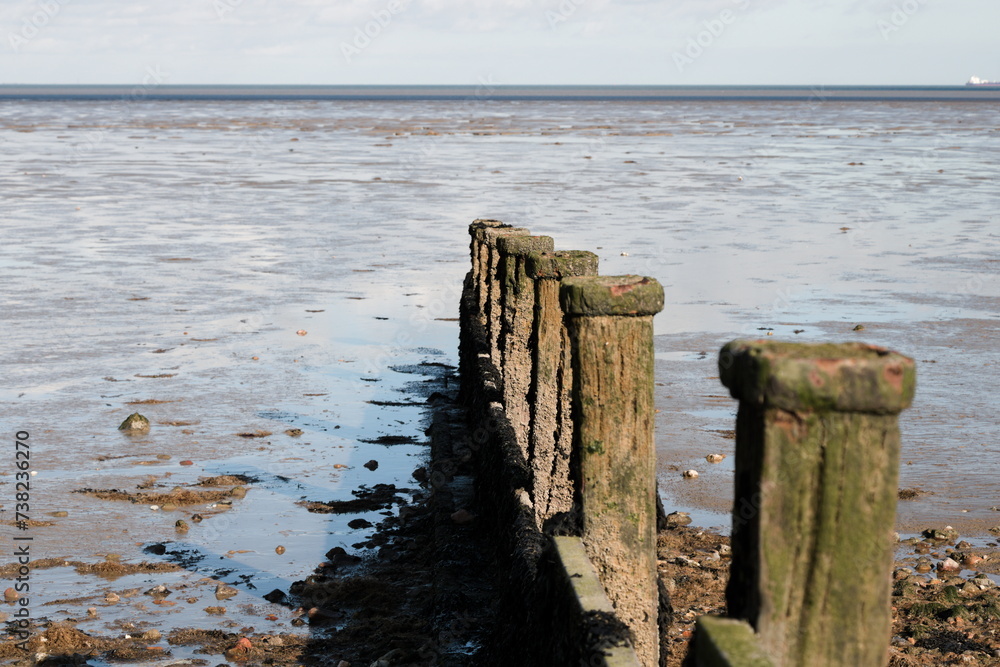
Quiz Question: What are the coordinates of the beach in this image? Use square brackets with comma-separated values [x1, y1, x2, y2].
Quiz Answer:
[1, 94, 998, 661]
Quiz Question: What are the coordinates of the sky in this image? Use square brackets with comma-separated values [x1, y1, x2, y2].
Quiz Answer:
[0, 0, 997, 85]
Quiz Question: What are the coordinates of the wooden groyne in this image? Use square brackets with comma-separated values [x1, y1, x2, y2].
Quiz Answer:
[456, 219, 915, 667]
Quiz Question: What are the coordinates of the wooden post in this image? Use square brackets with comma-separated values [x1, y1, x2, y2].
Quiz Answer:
[469, 219, 507, 321]
[719, 340, 916, 667]
[496, 235, 555, 457]
[562, 275, 664, 667]
[481, 226, 530, 370]
[525, 250, 599, 528]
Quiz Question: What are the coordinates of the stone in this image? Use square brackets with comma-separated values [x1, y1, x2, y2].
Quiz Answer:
[363, 459, 379, 471]
[118, 412, 150, 433]
[937, 558, 961, 573]
[215, 583, 238, 600]
[141, 629, 161, 641]
[263, 589, 287, 604]
[348, 518, 373, 529]
[665, 511, 692, 528]
[145, 585, 171, 598]
[706, 454, 725, 464]
[682, 469, 699, 479]
[275, 545, 286, 555]
[175, 519, 189, 532]
[4, 588, 18, 602]
[923, 527, 959, 542]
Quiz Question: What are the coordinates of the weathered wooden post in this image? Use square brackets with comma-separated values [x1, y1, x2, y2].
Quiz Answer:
[481, 226, 530, 370]
[718, 340, 916, 667]
[496, 235, 555, 456]
[562, 275, 664, 667]
[525, 250, 599, 528]
[469, 219, 506, 320]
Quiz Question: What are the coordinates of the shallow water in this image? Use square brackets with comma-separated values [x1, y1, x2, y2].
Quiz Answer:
[1, 98, 997, 647]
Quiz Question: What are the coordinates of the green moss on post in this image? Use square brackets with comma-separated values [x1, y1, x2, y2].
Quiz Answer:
[525, 251, 599, 527]
[693, 616, 774, 667]
[719, 340, 916, 667]
[496, 235, 555, 458]
[563, 275, 664, 667]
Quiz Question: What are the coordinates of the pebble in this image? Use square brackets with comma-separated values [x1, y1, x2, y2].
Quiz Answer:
[263, 589, 287, 604]
[682, 470, 699, 479]
[705, 454, 725, 464]
[284, 428, 303, 437]
[937, 557, 961, 573]
[145, 585, 171, 598]
[118, 412, 151, 433]
[665, 511, 692, 528]
[179, 460, 194, 466]
[275, 545, 286, 555]
[161, 503, 178, 512]
[49, 511, 69, 518]
[363, 460, 379, 471]
[104, 592, 120, 604]
[150, 505, 160, 511]
[296, 329, 308, 336]
[961, 554, 982, 567]
[175, 520, 189, 533]
[215, 583, 239, 600]
[229, 486, 247, 499]
[923, 526, 959, 542]
[87, 607, 98, 617]
[4, 588, 18, 602]
[142, 629, 161, 641]
[191, 514, 204, 523]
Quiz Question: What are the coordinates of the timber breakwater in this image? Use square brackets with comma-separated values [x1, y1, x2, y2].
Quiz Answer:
[458, 219, 917, 666]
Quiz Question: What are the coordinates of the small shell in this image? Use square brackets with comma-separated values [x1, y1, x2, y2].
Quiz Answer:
[682, 469, 699, 479]
[150, 505, 160, 511]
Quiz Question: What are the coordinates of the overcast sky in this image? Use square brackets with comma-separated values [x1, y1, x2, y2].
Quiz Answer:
[1, 0, 996, 85]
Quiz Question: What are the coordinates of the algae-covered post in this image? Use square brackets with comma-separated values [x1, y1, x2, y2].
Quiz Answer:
[718, 340, 916, 667]
[525, 250, 599, 528]
[496, 234, 554, 458]
[561, 274, 665, 667]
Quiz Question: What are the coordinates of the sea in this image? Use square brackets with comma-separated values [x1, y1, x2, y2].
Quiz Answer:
[1, 86, 997, 650]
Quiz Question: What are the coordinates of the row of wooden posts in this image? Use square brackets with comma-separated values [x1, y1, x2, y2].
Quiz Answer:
[462, 219, 916, 667]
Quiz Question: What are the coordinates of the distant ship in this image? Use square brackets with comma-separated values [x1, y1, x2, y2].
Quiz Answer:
[966, 76, 1000, 87]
